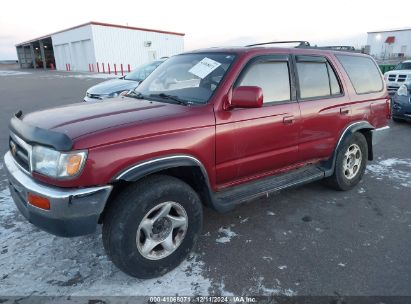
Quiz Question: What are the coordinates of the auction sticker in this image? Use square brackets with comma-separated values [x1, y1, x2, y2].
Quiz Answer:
[189, 57, 221, 79]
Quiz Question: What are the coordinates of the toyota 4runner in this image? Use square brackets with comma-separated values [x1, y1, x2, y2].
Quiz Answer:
[4, 42, 390, 278]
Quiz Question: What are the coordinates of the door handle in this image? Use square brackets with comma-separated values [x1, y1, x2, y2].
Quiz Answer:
[283, 115, 295, 125]
[340, 107, 350, 115]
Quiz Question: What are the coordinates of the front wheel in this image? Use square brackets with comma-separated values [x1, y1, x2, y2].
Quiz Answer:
[326, 132, 368, 191]
[102, 175, 203, 278]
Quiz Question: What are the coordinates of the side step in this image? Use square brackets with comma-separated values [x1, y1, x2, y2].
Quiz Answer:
[211, 165, 325, 212]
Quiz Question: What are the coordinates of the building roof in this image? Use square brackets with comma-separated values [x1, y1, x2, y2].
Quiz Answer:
[367, 27, 411, 34]
[16, 21, 185, 46]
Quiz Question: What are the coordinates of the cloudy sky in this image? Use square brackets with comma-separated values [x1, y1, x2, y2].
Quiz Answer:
[1, 0, 410, 59]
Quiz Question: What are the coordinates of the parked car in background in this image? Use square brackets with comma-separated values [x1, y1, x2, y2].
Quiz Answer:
[384, 60, 411, 95]
[4, 43, 390, 279]
[83, 58, 167, 102]
[391, 82, 411, 122]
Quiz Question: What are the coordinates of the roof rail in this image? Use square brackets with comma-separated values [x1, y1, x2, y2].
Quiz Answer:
[310, 46, 356, 51]
[245, 41, 311, 47]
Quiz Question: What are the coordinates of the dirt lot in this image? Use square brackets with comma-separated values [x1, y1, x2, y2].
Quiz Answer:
[0, 69, 410, 298]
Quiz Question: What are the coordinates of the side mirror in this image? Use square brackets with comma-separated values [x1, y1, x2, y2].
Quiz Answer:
[228, 86, 263, 109]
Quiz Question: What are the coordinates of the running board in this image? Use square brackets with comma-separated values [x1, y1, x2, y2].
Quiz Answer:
[211, 165, 325, 212]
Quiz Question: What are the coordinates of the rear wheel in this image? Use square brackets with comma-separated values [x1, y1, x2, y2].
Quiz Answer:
[326, 132, 368, 191]
[102, 175, 203, 278]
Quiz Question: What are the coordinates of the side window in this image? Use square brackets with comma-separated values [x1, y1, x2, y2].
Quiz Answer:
[336, 55, 383, 94]
[238, 61, 290, 103]
[296, 59, 342, 99]
[297, 62, 330, 99]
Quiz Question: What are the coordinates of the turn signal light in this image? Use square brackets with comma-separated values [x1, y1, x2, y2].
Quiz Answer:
[27, 193, 50, 210]
[66, 154, 82, 176]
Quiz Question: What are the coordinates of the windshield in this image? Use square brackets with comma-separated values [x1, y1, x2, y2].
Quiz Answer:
[134, 53, 236, 104]
[124, 60, 164, 81]
[394, 62, 411, 70]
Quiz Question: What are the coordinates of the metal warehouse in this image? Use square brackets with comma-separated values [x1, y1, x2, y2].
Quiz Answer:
[367, 28, 411, 60]
[15, 21, 185, 72]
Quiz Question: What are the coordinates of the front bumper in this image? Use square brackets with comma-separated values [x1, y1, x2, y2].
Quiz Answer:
[391, 95, 411, 121]
[4, 152, 112, 237]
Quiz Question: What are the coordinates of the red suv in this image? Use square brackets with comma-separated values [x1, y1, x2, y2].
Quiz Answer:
[4, 42, 390, 278]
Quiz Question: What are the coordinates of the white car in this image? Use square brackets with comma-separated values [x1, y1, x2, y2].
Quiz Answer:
[384, 60, 411, 95]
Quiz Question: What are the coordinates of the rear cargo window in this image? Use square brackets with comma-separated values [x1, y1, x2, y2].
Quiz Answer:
[336, 55, 383, 94]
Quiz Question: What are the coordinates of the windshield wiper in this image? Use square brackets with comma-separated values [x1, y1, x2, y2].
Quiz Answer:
[150, 93, 191, 106]
[126, 91, 147, 99]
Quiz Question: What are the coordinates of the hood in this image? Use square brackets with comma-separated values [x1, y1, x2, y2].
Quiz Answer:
[87, 78, 138, 95]
[21, 97, 192, 142]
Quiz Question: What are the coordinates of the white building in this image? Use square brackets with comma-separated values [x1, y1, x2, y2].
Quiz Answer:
[367, 28, 411, 60]
[16, 21, 185, 72]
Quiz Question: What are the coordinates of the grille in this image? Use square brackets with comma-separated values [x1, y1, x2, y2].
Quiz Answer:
[388, 75, 396, 81]
[397, 75, 407, 82]
[9, 135, 31, 173]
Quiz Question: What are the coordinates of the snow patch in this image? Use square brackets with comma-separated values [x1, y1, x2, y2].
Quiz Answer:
[267, 211, 276, 216]
[366, 158, 411, 187]
[0, 70, 31, 76]
[0, 186, 220, 296]
[252, 277, 296, 296]
[216, 227, 238, 244]
[338, 263, 346, 267]
[358, 187, 365, 194]
[278, 265, 287, 270]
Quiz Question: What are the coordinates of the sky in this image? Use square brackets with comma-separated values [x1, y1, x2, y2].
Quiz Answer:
[1, 0, 410, 60]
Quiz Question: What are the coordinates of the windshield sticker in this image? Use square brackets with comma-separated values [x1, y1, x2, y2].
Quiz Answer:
[189, 57, 222, 79]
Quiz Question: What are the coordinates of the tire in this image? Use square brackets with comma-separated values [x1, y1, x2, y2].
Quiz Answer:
[102, 175, 203, 278]
[326, 132, 368, 191]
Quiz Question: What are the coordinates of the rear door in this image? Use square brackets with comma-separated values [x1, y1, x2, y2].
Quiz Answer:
[294, 54, 351, 163]
[215, 54, 301, 188]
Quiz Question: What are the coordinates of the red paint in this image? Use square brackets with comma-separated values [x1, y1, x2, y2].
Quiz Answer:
[108, 63, 111, 74]
[22, 47, 389, 191]
[120, 64, 124, 76]
[114, 64, 117, 75]
[102, 63, 105, 73]
[96, 62, 100, 73]
[128, 64, 131, 73]
[50, 63, 54, 70]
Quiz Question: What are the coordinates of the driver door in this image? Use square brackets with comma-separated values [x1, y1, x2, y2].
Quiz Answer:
[215, 55, 301, 189]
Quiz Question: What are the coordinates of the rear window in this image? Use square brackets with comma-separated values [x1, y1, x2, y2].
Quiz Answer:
[336, 55, 383, 94]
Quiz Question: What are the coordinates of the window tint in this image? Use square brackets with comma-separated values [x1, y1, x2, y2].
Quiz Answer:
[297, 62, 330, 99]
[238, 61, 290, 103]
[336, 55, 383, 94]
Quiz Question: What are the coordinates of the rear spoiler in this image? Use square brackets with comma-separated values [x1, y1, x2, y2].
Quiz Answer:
[9, 112, 73, 151]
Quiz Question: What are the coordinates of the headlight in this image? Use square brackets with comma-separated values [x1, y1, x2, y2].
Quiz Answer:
[397, 84, 408, 96]
[32, 146, 87, 178]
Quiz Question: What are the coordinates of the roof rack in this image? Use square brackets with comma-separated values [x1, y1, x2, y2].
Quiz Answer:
[245, 41, 311, 47]
[307, 45, 357, 51]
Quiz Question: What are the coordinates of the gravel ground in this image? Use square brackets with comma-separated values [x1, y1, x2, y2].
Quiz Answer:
[0, 69, 410, 298]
